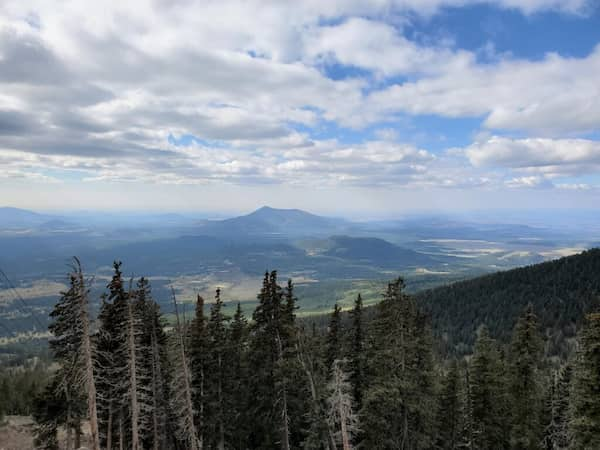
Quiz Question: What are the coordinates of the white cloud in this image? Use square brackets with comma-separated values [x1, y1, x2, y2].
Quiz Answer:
[0, 0, 598, 202]
[465, 136, 600, 176]
[362, 47, 600, 133]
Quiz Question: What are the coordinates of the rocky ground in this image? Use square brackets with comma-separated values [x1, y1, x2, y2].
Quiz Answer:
[0, 416, 91, 450]
[0, 416, 34, 450]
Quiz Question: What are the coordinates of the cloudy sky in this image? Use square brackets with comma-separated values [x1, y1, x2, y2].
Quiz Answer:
[1, 0, 599, 215]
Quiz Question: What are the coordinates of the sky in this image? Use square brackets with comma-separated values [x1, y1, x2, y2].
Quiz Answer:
[1, 0, 600, 215]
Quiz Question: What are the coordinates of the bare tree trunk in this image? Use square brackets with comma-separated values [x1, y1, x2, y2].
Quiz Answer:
[172, 289, 201, 450]
[150, 320, 161, 450]
[127, 295, 140, 450]
[73, 257, 100, 450]
[106, 402, 113, 450]
[275, 329, 291, 450]
[74, 422, 81, 449]
[339, 402, 351, 450]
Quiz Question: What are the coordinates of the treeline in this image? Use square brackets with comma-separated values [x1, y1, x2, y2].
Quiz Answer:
[0, 359, 50, 420]
[32, 259, 600, 449]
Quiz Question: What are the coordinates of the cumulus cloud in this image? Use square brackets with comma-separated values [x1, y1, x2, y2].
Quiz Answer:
[0, 0, 598, 196]
[465, 136, 600, 176]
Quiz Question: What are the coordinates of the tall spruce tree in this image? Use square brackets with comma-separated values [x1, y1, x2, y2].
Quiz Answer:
[248, 271, 307, 449]
[469, 326, 509, 450]
[508, 304, 544, 450]
[361, 278, 436, 449]
[569, 312, 600, 449]
[227, 302, 249, 448]
[36, 258, 99, 450]
[326, 303, 342, 373]
[95, 261, 130, 449]
[190, 294, 208, 447]
[435, 359, 461, 449]
[205, 288, 229, 450]
[348, 294, 364, 411]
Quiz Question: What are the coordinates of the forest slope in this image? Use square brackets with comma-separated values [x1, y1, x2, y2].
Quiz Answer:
[416, 248, 600, 356]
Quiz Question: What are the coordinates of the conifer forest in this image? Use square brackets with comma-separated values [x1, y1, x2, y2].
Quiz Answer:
[15, 256, 600, 450]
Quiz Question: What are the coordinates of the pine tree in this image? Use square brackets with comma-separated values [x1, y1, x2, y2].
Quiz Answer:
[436, 359, 461, 449]
[227, 302, 249, 448]
[326, 303, 342, 372]
[348, 294, 364, 411]
[205, 288, 229, 450]
[296, 325, 336, 450]
[190, 294, 208, 448]
[508, 304, 544, 450]
[569, 312, 600, 449]
[248, 272, 307, 449]
[361, 278, 436, 449]
[469, 326, 508, 450]
[37, 258, 99, 450]
[95, 261, 130, 449]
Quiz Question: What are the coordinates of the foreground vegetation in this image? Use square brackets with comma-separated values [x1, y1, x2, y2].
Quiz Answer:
[2, 254, 599, 449]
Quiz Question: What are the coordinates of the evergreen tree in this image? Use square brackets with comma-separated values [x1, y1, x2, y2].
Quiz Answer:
[37, 258, 98, 450]
[326, 303, 342, 372]
[205, 288, 229, 450]
[248, 271, 307, 449]
[190, 294, 208, 447]
[436, 359, 461, 449]
[569, 312, 600, 449]
[95, 261, 130, 449]
[469, 326, 508, 450]
[227, 302, 250, 448]
[33, 378, 66, 450]
[508, 304, 544, 450]
[361, 278, 436, 449]
[348, 293, 364, 411]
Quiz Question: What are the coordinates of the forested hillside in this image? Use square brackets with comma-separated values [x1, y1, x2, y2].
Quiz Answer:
[417, 248, 600, 356]
[6, 254, 598, 449]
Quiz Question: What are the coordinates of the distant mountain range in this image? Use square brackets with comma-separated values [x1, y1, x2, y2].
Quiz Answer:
[0, 207, 60, 228]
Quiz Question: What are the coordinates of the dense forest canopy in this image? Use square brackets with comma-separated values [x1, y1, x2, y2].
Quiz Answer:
[417, 248, 600, 357]
[1, 251, 599, 449]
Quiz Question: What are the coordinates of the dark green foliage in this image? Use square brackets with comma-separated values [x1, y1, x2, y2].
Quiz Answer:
[469, 326, 509, 450]
[247, 271, 309, 449]
[361, 278, 436, 449]
[508, 304, 544, 449]
[32, 379, 65, 450]
[435, 360, 461, 449]
[569, 312, 600, 449]
[226, 302, 250, 448]
[418, 249, 600, 356]
[347, 293, 364, 411]
[326, 303, 342, 371]
[23, 255, 600, 449]
[95, 261, 130, 448]
[204, 288, 229, 449]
